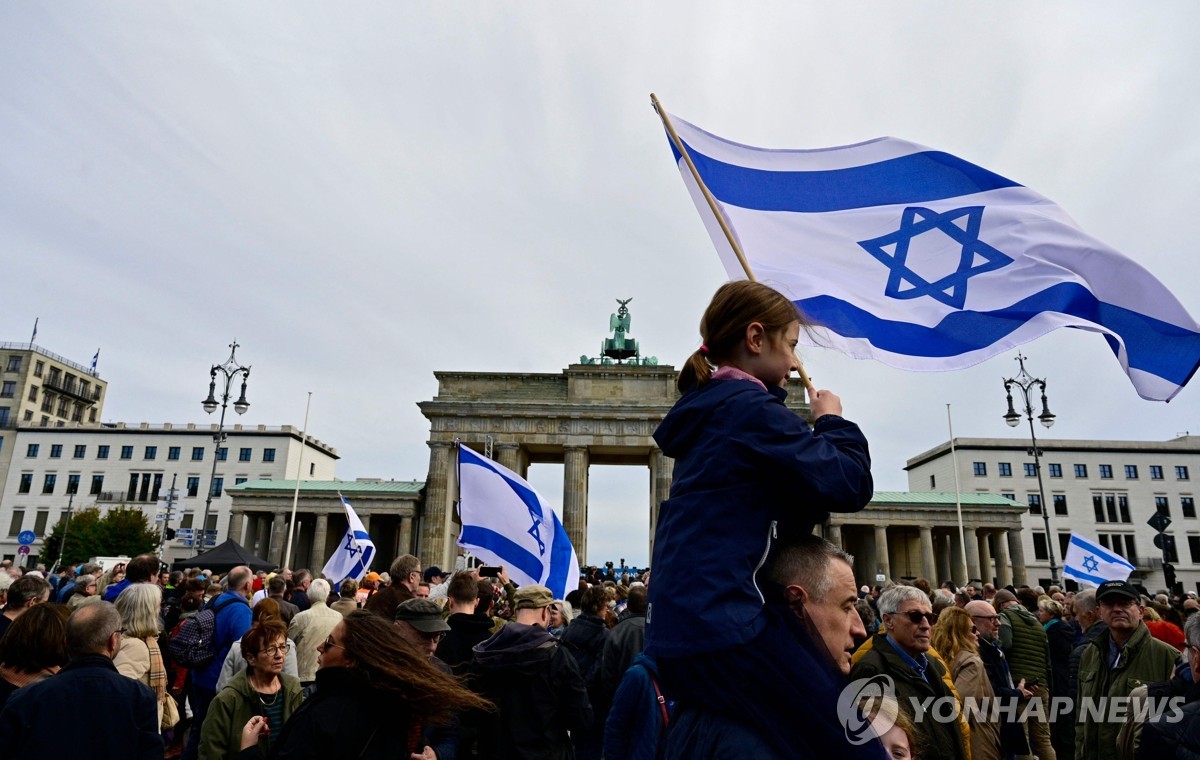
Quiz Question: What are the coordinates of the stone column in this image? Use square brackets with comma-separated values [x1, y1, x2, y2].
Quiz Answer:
[358, 512, 371, 533]
[312, 512, 329, 567]
[936, 533, 952, 585]
[919, 526, 936, 581]
[964, 527, 980, 583]
[563, 445, 589, 562]
[268, 512, 287, 567]
[827, 521, 843, 549]
[496, 443, 520, 473]
[649, 450, 673, 560]
[399, 516, 414, 557]
[874, 525, 891, 581]
[1008, 528, 1028, 586]
[228, 510, 245, 546]
[420, 442, 455, 569]
[244, 514, 261, 556]
[978, 530, 993, 585]
[994, 529, 1012, 587]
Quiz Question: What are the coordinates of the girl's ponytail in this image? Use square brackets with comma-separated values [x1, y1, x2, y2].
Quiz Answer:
[676, 348, 713, 394]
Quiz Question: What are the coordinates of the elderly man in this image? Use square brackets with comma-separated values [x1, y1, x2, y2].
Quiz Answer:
[967, 599, 1032, 756]
[395, 597, 452, 660]
[287, 578, 340, 688]
[365, 554, 421, 619]
[1076, 580, 1179, 760]
[850, 585, 968, 760]
[0, 602, 161, 758]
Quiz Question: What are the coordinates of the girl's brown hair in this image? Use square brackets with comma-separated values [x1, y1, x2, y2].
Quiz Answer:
[340, 610, 492, 724]
[930, 605, 979, 664]
[677, 280, 805, 393]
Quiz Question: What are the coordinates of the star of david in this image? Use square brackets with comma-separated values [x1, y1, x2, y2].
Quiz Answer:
[857, 206, 1013, 309]
[343, 534, 361, 558]
[527, 511, 546, 556]
[1082, 555, 1100, 573]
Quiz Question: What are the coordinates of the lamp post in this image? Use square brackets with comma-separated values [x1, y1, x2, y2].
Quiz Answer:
[1003, 352, 1058, 587]
[200, 341, 251, 547]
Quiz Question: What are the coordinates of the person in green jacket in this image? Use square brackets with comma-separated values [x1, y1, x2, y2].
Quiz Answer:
[199, 620, 303, 760]
[1076, 580, 1179, 760]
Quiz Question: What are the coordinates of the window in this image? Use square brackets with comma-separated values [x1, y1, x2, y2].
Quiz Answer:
[1156, 496, 1171, 516]
[0, 406, 8, 427]
[1099, 465, 1113, 479]
[18, 473, 32, 494]
[998, 463, 1012, 477]
[33, 360, 43, 377]
[1178, 466, 1191, 481]
[1048, 463, 1062, 478]
[1033, 531, 1048, 560]
[309, 462, 315, 476]
[56, 398, 69, 417]
[40, 395, 52, 413]
[973, 462, 987, 476]
[180, 513, 193, 529]
[8, 510, 24, 537]
[1028, 493, 1042, 515]
[0, 381, 14, 398]
[211, 477, 224, 497]
[1119, 495, 1131, 523]
[127, 474, 138, 501]
[120, 446, 133, 460]
[49, 444, 62, 458]
[929, 474, 936, 488]
[1163, 535, 1180, 564]
[1099, 534, 1138, 564]
[151, 474, 162, 502]
[5, 356, 21, 372]
[42, 474, 56, 494]
[1024, 463, 1037, 477]
[1190, 535, 1200, 564]
[73, 444, 86, 458]
[66, 474, 80, 494]
[90, 474, 104, 495]
[26, 444, 38, 457]
[32, 510, 48, 536]
[1053, 494, 1068, 516]
[97, 445, 109, 459]
[1151, 465, 1164, 480]
[1093, 493, 1131, 523]
[192, 447, 204, 461]
[22, 410, 31, 421]
[1058, 532, 1071, 560]
[187, 477, 200, 497]
[27, 385, 37, 401]
[1125, 465, 1139, 480]
[239, 448, 252, 462]
[168, 446, 180, 461]
[1075, 464, 1088, 478]
[235, 477, 247, 485]
[1185, 497, 1197, 519]
[216, 447, 228, 462]
[144, 446, 157, 460]
[262, 448, 276, 463]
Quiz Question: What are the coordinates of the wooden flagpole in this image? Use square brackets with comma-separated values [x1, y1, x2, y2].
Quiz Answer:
[651, 93, 816, 393]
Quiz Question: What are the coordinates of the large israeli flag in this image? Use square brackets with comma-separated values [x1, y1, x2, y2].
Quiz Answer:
[663, 114, 1200, 401]
[457, 444, 580, 599]
[1063, 532, 1135, 587]
[320, 493, 376, 585]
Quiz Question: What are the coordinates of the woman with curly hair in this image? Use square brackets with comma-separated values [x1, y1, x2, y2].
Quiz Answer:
[930, 606, 1002, 760]
[0, 604, 70, 709]
[238, 610, 492, 759]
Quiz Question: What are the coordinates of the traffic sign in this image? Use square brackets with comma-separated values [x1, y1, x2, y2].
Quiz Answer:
[16, 530, 35, 546]
[1148, 511, 1172, 533]
[17, 545, 30, 556]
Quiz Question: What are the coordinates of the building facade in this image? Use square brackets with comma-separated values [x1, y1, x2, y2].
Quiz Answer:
[906, 436, 1200, 592]
[0, 422, 339, 566]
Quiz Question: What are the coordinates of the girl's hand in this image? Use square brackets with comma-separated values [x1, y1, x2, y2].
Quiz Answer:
[241, 716, 269, 750]
[810, 389, 843, 419]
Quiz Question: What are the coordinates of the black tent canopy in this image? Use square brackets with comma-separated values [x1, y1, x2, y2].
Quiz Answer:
[171, 539, 274, 573]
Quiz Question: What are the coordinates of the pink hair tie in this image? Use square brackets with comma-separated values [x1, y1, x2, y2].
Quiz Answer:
[700, 344, 709, 354]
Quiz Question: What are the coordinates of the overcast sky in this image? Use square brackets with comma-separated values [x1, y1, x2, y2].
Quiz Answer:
[3, 3, 1198, 567]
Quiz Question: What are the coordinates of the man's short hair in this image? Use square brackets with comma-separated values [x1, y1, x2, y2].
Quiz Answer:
[1186, 610, 1200, 649]
[877, 585, 930, 615]
[626, 585, 648, 615]
[447, 571, 479, 605]
[389, 554, 421, 581]
[475, 580, 495, 615]
[765, 535, 854, 602]
[293, 569, 312, 585]
[67, 602, 121, 658]
[268, 576, 286, 594]
[81, 563, 103, 577]
[308, 578, 330, 603]
[579, 585, 607, 615]
[1073, 589, 1098, 616]
[8, 574, 50, 608]
[226, 566, 253, 593]
[125, 554, 161, 584]
[339, 579, 358, 598]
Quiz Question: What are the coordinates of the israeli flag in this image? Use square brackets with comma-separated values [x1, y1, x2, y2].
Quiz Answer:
[320, 493, 376, 585]
[662, 114, 1200, 401]
[457, 444, 580, 600]
[1063, 532, 1134, 587]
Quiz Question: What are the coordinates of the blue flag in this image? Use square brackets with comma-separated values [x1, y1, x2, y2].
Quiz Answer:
[662, 114, 1200, 401]
[1063, 532, 1134, 586]
[457, 444, 580, 600]
[320, 493, 376, 585]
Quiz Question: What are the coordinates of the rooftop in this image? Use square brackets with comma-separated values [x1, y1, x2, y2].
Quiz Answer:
[228, 479, 424, 495]
[905, 436, 1200, 470]
[871, 491, 1022, 507]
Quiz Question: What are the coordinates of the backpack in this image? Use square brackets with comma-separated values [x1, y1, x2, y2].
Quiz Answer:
[167, 596, 242, 670]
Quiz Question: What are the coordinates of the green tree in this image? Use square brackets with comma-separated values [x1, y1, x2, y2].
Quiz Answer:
[43, 506, 159, 567]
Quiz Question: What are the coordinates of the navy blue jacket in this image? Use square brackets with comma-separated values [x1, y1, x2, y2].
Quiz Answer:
[646, 378, 872, 658]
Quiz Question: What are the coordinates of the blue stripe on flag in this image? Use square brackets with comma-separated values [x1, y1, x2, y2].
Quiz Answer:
[674, 140, 1021, 212]
[798, 283, 1200, 386]
[544, 511, 575, 599]
[459, 526, 545, 582]
[344, 529, 375, 580]
[1070, 535, 1135, 569]
[1063, 565, 1110, 586]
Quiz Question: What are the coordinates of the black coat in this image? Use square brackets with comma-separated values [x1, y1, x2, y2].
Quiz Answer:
[0, 654, 162, 759]
[978, 637, 1030, 756]
[1045, 618, 1074, 699]
[1137, 672, 1200, 759]
[437, 613, 497, 676]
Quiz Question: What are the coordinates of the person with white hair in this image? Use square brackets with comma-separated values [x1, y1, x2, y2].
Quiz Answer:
[113, 583, 172, 727]
[287, 578, 340, 687]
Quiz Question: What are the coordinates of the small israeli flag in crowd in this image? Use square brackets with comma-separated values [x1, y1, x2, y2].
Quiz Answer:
[1063, 532, 1134, 587]
[320, 493, 375, 585]
[661, 114, 1200, 401]
[457, 444, 580, 599]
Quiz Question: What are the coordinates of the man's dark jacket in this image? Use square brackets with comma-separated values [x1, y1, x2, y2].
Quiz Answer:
[560, 613, 608, 688]
[364, 583, 413, 620]
[0, 653, 162, 759]
[978, 636, 1031, 755]
[437, 612, 497, 676]
[600, 612, 646, 702]
[1137, 672, 1200, 759]
[471, 621, 592, 760]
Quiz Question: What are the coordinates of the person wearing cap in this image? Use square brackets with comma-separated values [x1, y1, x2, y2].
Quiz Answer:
[470, 584, 592, 759]
[395, 598, 460, 760]
[994, 587, 1055, 760]
[424, 566, 447, 586]
[1076, 579, 1179, 760]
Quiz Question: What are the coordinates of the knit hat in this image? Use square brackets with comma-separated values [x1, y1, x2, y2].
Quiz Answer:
[993, 589, 1018, 608]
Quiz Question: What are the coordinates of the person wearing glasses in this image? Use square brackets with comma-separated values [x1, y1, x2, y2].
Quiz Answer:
[394, 597, 452, 659]
[850, 585, 968, 760]
[200, 620, 303, 760]
[964, 599, 1032, 757]
[931, 606, 1003, 760]
[215, 598, 300, 692]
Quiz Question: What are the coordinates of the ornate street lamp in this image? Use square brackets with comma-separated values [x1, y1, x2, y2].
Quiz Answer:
[200, 341, 250, 545]
[1003, 352, 1057, 586]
